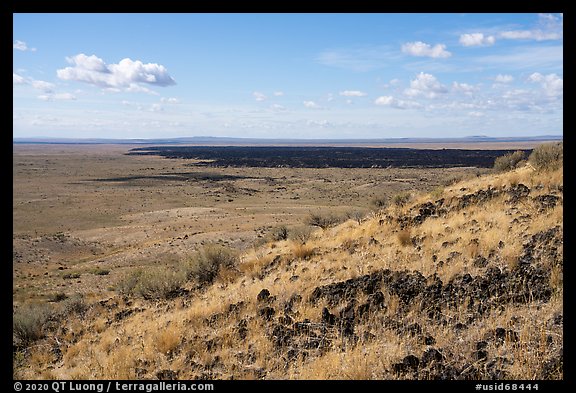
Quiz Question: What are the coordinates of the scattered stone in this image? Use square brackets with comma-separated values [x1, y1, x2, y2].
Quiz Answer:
[258, 306, 276, 321]
[321, 307, 336, 326]
[421, 348, 444, 367]
[507, 183, 530, 204]
[423, 335, 436, 345]
[472, 255, 488, 268]
[533, 194, 560, 211]
[236, 319, 248, 340]
[393, 354, 420, 374]
[257, 289, 271, 302]
[156, 369, 178, 380]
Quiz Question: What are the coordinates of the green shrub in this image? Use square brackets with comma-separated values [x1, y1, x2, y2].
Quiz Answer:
[13, 303, 55, 345]
[288, 226, 313, 244]
[392, 192, 411, 207]
[48, 292, 68, 303]
[93, 268, 110, 276]
[346, 210, 365, 225]
[117, 269, 144, 296]
[118, 267, 187, 300]
[62, 272, 81, 280]
[429, 186, 444, 200]
[62, 293, 89, 316]
[493, 150, 526, 172]
[306, 212, 343, 229]
[371, 196, 388, 209]
[529, 142, 563, 171]
[188, 244, 239, 286]
[270, 225, 289, 241]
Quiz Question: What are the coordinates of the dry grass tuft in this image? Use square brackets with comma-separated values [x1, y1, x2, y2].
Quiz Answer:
[396, 229, 412, 247]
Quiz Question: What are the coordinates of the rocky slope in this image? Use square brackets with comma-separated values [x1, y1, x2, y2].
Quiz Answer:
[13, 163, 563, 380]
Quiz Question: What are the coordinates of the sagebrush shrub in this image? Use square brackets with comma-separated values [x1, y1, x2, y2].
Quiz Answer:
[529, 142, 563, 171]
[493, 150, 525, 172]
[188, 244, 238, 286]
[118, 267, 186, 299]
[306, 213, 343, 229]
[13, 303, 55, 345]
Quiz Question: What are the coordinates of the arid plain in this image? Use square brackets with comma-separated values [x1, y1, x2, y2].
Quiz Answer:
[13, 143, 490, 305]
[12, 142, 562, 380]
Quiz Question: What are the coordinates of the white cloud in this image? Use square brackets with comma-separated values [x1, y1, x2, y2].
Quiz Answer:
[161, 97, 180, 104]
[339, 90, 367, 97]
[37, 93, 77, 101]
[30, 80, 55, 93]
[459, 33, 496, 47]
[401, 41, 451, 58]
[270, 104, 286, 112]
[253, 91, 267, 101]
[500, 30, 560, 41]
[13, 40, 36, 52]
[13, 73, 25, 85]
[494, 74, 514, 83]
[57, 54, 176, 92]
[273, 91, 284, 96]
[374, 96, 422, 110]
[528, 73, 563, 97]
[451, 82, 477, 94]
[149, 103, 164, 112]
[404, 72, 448, 99]
[303, 101, 321, 109]
[500, 13, 563, 41]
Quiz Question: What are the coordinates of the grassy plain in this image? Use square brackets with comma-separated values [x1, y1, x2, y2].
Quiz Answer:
[12, 142, 562, 380]
[13, 143, 487, 305]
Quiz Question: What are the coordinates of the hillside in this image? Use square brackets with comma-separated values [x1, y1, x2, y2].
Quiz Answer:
[13, 156, 563, 380]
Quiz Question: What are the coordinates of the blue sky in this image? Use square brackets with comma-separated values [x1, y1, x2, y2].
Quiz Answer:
[13, 13, 563, 139]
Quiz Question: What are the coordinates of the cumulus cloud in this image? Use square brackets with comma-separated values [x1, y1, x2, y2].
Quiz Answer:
[500, 13, 563, 41]
[253, 91, 267, 101]
[57, 54, 176, 92]
[404, 72, 448, 99]
[494, 74, 514, 83]
[13, 40, 36, 52]
[374, 96, 422, 110]
[339, 90, 367, 97]
[528, 72, 563, 97]
[459, 33, 496, 47]
[401, 41, 451, 58]
[37, 93, 77, 101]
[149, 103, 164, 112]
[273, 91, 284, 96]
[303, 100, 321, 109]
[13, 74, 59, 94]
[451, 82, 477, 94]
[13, 73, 25, 85]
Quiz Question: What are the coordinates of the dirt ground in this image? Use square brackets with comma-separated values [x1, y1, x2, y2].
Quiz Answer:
[13, 143, 493, 304]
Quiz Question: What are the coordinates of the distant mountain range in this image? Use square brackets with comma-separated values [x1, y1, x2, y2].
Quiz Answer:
[13, 135, 563, 145]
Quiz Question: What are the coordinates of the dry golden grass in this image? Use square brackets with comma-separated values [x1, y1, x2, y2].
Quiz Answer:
[153, 324, 182, 356]
[291, 242, 315, 260]
[396, 228, 412, 247]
